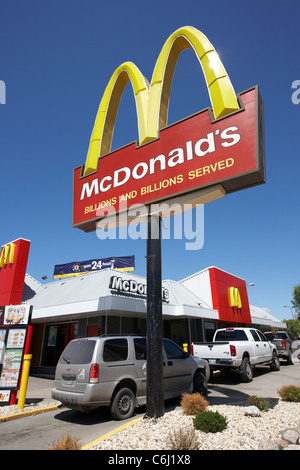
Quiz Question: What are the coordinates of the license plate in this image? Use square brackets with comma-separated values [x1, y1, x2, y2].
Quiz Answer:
[208, 359, 217, 364]
[63, 379, 73, 385]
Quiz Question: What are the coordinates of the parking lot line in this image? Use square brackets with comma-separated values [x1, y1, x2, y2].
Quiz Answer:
[81, 416, 144, 450]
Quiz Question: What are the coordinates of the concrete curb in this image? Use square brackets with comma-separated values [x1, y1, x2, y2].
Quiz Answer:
[0, 404, 62, 423]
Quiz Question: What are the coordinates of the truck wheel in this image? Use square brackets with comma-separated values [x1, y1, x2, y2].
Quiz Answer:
[287, 351, 295, 365]
[193, 371, 207, 396]
[239, 357, 253, 382]
[270, 351, 280, 371]
[110, 387, 135, 420]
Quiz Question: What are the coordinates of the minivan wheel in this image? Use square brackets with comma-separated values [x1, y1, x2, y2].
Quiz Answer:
[110, 387, 135, 420]
[193, 372, 207, 396]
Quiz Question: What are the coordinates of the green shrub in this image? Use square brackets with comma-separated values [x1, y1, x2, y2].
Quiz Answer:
[181, 392, 208, 415]
[247, 395, 269, 411]
[167, 427, 200, 450]
[278, 385, 300, 402]
[193, 410, 228, 433]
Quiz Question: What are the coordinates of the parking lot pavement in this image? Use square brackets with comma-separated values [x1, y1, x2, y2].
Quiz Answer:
[207, 362, 300, 405]
[3, 361, 300, 416]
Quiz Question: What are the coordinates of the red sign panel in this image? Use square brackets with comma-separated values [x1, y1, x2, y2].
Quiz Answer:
[73, 87, 264, 232]
[209, 267, 251, 324]
[0, 239, 30, 305]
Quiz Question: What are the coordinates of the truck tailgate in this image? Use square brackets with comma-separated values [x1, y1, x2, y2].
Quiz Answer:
[193, 342, 232, 364]
[271, 339, 285, 353]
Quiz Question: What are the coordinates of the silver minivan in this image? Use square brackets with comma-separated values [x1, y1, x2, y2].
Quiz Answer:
[51, 335, 209, 419]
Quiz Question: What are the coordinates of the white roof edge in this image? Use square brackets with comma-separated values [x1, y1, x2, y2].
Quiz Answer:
[2, 237, 31, 244]
[179, 266, 247, 284]
[179, 267, 212, 283]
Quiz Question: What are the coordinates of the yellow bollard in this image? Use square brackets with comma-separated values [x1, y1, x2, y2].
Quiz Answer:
[182, 343, 188, 353]
[17, 354, 32, 409]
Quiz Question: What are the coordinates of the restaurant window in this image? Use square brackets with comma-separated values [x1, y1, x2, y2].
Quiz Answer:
[204, 321, 216, 341]
[42, 322, 78, 367]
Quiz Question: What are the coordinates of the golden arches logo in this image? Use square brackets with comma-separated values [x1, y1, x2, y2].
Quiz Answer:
[228, 286, 242, 309]
[84, 26, 239, 175]
[0, 243, 15, 268]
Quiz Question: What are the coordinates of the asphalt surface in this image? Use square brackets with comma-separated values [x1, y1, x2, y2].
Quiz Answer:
[0, 361, 299, 450]
[25, 359, 300, 408]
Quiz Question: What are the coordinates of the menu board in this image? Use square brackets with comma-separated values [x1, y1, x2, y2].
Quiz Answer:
[0, 390, 11, 405]
[6, 329, 26, 348]
[2, 306, 31, 325]
[0, 349, 23, 387]
[0, 305, 32, 405]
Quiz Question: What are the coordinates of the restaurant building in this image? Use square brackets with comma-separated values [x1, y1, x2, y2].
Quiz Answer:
[21, 265, 285, 376]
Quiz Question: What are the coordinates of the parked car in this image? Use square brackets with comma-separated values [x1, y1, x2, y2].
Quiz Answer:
[264, 331, 300, 365]
[52, 335, 209, 419]
[191, 327, 280, 382]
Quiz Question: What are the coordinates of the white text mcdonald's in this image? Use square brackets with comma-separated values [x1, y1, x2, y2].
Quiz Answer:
[73, 27, 265, 232]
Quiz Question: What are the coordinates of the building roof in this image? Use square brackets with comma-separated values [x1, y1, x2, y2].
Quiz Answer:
[22, 269, 218, 323]
[22, 273, 41, 302]
[22, 269, 285, 328]
[249, 305, 286, 329]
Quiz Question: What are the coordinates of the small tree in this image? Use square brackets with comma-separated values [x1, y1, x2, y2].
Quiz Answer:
[292, 283, 300, 316]
[283, 319, 300, 338]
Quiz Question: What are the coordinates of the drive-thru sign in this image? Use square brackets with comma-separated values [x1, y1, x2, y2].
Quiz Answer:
[72, 26, 265, 418]
[73, 27, 264, 231]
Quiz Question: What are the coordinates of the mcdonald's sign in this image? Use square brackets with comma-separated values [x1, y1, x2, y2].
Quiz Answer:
[228, 286, 242, 309]
[73, 26, 265, 232]
[0, 238, 30, 306]
[0, 243, 15, 268]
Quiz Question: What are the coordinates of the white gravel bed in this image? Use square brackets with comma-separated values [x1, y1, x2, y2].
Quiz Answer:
[91, 400, 300, 451]
[0, 401, 60, 418]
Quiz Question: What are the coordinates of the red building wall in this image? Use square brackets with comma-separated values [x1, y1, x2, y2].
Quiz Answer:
[0, 238, 30, 305]
[209, 267, 251, 324]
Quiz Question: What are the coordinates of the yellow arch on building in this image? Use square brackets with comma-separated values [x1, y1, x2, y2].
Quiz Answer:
[84, 26, 239, 175]
[229, 286, 242, 309]
[0, 243, 15, 267]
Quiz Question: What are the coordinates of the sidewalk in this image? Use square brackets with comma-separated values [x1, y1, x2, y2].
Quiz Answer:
[23, 375, 57, 405]
[0, 375, 61, 422]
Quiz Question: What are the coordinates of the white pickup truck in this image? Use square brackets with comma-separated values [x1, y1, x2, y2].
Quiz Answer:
[191, 327, 280, 382]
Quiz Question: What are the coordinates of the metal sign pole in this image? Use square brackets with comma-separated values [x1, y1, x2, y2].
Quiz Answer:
[146, 212, 164, 418]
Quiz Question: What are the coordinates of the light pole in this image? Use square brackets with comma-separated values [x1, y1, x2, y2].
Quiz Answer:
[146, 213, 164, 419]
[283, 305, 295, 320]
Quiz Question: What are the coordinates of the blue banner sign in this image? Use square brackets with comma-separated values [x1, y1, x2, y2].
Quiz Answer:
[53, 255, 135, 279]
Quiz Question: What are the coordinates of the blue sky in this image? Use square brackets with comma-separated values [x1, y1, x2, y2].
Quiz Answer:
[0, 0, 299, 321]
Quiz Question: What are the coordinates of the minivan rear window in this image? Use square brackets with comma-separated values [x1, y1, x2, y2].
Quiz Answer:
[59, 339, 96, 364]
[103, 338, 128, 362]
